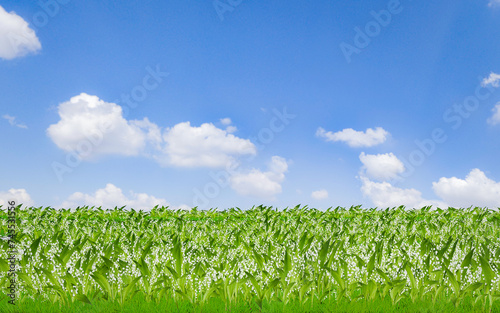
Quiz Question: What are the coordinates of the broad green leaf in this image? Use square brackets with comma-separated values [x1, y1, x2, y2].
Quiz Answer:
[478, 255, 495, 284]
[75, 294, 91, 304]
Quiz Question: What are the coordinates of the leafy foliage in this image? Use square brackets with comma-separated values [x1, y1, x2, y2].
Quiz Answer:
[1, 204, 500, 311]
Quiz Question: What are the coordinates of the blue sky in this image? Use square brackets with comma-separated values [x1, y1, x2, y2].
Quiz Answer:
[1, 0, 500, 211]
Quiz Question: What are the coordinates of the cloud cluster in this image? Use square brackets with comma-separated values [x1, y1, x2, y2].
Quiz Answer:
[47, 93, 256, 167]
[359, 152, 500, 209]
[0, 188, 34, 208]
[230, 156, 289, 199]
[323, 115, 500, 210]
[59, 183, 186, 211]
[359, 152, 405, 181]
[357, 153, 445, 209]
[155, 121, 254, 168]
[46, 94, 291, 202]
[316, 127, 389, 147]
[432, 169, 500, 208]
[360, 176, 448, 209]
[47, 93, 156, 158]
[0, 5, 41, 60]
[0, 184, 192, 211]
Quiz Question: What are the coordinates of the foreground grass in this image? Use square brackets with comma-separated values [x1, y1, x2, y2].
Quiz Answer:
[2, 292, 500, 313]
[1, 205, 500, 312]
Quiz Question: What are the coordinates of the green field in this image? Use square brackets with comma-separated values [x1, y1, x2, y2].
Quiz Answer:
[1, 205, 500, 312]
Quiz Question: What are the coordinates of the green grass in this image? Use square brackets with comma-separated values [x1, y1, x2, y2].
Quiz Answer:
[1, 292, 499, 312]
[1, 204, 500, 312]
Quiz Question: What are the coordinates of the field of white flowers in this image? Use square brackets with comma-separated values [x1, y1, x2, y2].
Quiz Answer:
[1, 205, 500, 311]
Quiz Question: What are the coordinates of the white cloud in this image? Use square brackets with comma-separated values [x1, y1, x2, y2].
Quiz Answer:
[311, 189, 328, 200]
[482, 72, 500, 87]
[47, 93, 255, 167]
[220, 118, 232, 125]
[220, 118, 237, 133]
[360, 167, 500, 210]
[0, 5, 41, 60]
[0, 188, 34, 208]
[487, 103, 500, 125]
[432, 169, 500, 209]
[230, 156, 289, 199]
[46, 93, 155, 159]
[3, 114, 27, 129]
[360, 176, 447, 209]
[156, 122, 255, 168]
[359, 152, 405, 181]
[59, 183, 179, 211]
[316, 127, 389, 148]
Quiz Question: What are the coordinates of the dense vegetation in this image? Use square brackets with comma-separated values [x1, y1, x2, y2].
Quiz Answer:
[1, 205, 500, 312]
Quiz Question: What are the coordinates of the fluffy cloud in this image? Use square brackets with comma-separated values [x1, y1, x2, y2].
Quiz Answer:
[432, 169, 500, 209]
[316, 127, 389, 148]
[0, 5, 41, 60]
[482, 72, 500, 87]
[156, 122, 254, 168]
[360, 176, 448, 209]
[46, 93, 155, 159]
[0, 188, 34, 208]
[360, 167, 500, 210]
[47, 93, 255, 167]
[487, 103, 500, 125]
[359, 152, 405, 181]
[230, 156, 289, 199]
[3, 114, 27, 129]
[59, 183, 184, 211]
[311, 189, 328, 200]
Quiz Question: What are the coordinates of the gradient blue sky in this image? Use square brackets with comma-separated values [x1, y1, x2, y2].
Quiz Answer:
[1, 0, 500, 210]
